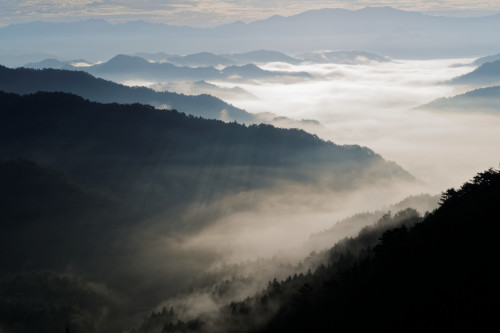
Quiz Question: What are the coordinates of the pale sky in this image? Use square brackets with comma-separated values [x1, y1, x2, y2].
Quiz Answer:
[1, 0, 500, 27]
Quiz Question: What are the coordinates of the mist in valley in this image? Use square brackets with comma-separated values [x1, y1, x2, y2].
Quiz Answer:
[1, 3, 500, 332]
[201, 58, 499, 191]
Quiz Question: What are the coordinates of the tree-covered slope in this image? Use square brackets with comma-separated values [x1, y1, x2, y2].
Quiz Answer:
[0, 65, 254, 122]
[257, 169, 500, 333]
[145, 168, 500, 333]
[0, 91, 415, 332]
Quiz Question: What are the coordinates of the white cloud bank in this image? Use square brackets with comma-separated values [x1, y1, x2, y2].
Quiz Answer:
[213, 58, 500, 192]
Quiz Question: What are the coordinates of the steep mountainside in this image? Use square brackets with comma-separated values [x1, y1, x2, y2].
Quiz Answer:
[0, 91, 415, 332]
[0, 91, 412, 221]
[0, 65, 254, 122]
[137, 168, 500, 333]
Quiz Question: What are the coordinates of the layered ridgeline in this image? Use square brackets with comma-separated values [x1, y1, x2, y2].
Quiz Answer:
[419, 86, 500, 114]
[135, 168, 500, 333]
[0, 65, 318, 128]
[20, 54, 312, 83]
[23, 50, 389, 69]
[0, 91, 411, 217]
[0, 91, 414, 332]
[2, 7, 500, 64]
[0, 65, 254, 123]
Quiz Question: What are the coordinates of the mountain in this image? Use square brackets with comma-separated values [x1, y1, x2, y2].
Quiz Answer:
[0, 91, 412, 222]
[222, 50, 302, 65]
[134, 51, 175, 62]
[155, 80, 256, 100]
[419, 86, 500, 114]
[473, 52, 500, 66]
[0, 65, 255, 123]
[2, 8, 500, 62]
[297, 50, 392, 64]
[22, 58, 70, 69]
[167, 52, 235, 67]
[141, 168, 500, 332]
[0, 91, 414, 332]
[450, 60, 500, 86]
[305, 193, 439, 252]
[26, 54, 311, 82]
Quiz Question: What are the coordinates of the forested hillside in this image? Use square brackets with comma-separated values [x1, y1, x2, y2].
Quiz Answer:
[136, 168, 500, 332]
[0, 65, 254, 122]
[0, 91, 413, 333]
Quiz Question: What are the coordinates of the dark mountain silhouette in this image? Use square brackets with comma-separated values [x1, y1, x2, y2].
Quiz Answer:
[257, 168, 500, 333]
[0, 90, 412, 223]
[473, 52, 500, 66]
[167, 52, 235, 67]
[450, 60, 500, 86]
[141, 168, 500, 333]
[305, 193, 439, 252]
[419, 86, 500, 114]
[0, 91, 414, 332]
[0, 65, 254, 122]
[3, 7, 500, 63]
[0, 270, 120, 333]
[297, 50, 391, 64]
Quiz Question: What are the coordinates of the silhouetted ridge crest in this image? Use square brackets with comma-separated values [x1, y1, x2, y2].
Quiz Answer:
[0, 64, 255, 122]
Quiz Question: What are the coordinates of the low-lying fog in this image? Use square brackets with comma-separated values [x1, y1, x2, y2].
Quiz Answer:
[208, 58, 498, 193]
[114, 58, 499, 324]
[126, 58, 499, 193]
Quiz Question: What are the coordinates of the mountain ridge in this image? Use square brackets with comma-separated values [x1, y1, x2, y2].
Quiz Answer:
[2, 7, 500, 64]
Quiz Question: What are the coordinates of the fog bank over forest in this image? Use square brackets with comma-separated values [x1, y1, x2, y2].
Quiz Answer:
[205, 58, 500, 191]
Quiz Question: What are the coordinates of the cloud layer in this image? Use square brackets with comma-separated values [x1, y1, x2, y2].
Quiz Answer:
[212, 58, 500, 192]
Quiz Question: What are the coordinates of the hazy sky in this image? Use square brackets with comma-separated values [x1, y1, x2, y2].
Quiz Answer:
[2, 0, 500, 27]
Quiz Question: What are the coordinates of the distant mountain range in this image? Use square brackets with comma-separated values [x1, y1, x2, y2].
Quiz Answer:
[298, 50, 391, 64]
[0, 65, 322, 128]
[23, 49, 392, 72]
[22, 54, 312, 82]
[222, 50, 303, 65]
[418, 86, 500, 114]
[451, 60, 500, 86]
[2, 7, 500, 65]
